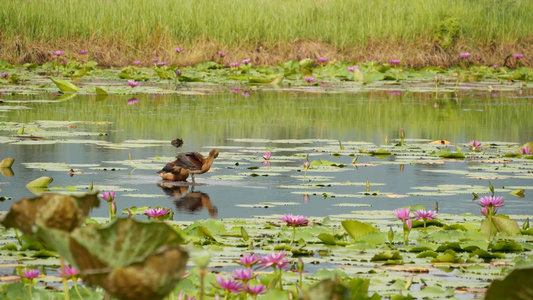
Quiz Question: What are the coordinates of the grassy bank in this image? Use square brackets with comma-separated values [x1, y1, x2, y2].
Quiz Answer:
[1, 0, 532, 67]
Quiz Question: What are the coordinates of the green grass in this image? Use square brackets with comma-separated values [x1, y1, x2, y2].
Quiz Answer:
[2, 0, 533, 45]
[1, 0, 532, 65]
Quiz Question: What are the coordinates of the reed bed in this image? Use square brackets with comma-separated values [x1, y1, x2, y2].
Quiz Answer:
[1, 0, 532, 66]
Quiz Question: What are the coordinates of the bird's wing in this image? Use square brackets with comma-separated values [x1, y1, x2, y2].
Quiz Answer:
[174, 152, 205, 171]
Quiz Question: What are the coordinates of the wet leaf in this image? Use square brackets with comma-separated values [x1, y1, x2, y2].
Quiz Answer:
[50, 77, 79, 92]
[0, 158, 14, 168]
[26, 176, 53, 188]
[341, 219, 379, 241]
[485, 267, 533, 300]
[0, 192, 99, 236]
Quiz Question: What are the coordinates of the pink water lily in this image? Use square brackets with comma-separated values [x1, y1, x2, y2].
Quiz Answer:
[519, 146, 531, 155]
[232, 268, 254, 281]
[239, 253, 261, 268]
[242, 58, 251, 64]
[280, 214, 308, 226]
[53, 50, 64, 56]
[102, 191, 115, 202]
[304, 76, 315, 83]
[318, 57, 327, 63]
[514, 54, 523, 59]
[479, 196, 504, 208]
[230, 62, 240, 68]
[414, 209, 436, 221]
[127, 98, 139, 105]
[79, 50, 87, 54]
[1, 73, 7, 78]
[389, 59, 401, 65]
[133, 61, 141, 66]
[262, 151, 271, 160]
[145, 208, 170, 218]
[470, 140, 481, 149]
[218, 51, 226, 57]
[259, 251, 290, 270]
[175, 47, 183, 53]
[246, 284, 267, 295]
[56, 265, 79, 278]
[460, 53, 471, 58]
[128, 80, 139, 88]
[215, 276, 244, 293]
[22, 269, 40, 279]
[393, 207, 410, 220]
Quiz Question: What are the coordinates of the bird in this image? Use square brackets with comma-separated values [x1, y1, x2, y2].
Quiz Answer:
[171, 148, 219, 182]
[157, 138, 219, 182]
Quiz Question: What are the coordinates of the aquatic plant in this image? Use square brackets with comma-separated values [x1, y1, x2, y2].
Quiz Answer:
[519, 146, 531, 155]
[258, 251, 290, 289]
[57, 265, 82, 299]
[262, 151, 271, 160]
[133, 60, 141, 66]
[127, 79, 139, 91]
[393, 207, 411, 245]
[246, 284, 267, 299]
[413, 209, 436, 230]
[215, 276, 244, 296]
[470, 139, 481, 150]
[21, 269, 40, 296]
[101, 190, 116, 221]
[238, 253, 262, 268]
[514, 54, 523, 68]
[145, 207, 170, 221]
[281, 213, 308, 246]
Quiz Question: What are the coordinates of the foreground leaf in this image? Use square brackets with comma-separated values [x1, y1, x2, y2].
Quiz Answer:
[50, 77, 79, 92]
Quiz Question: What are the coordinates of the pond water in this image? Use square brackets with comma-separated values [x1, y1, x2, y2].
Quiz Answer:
[1, 86, 532, 221]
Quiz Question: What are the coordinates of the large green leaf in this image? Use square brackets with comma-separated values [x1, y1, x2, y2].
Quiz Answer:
[50, 77, 79, 92]
[0, 158, 14, 168]
[1, 192, 99, 236]
[39, 219, 187, 300]
[341, 219, 379, 241]
[481, 216, 522, 236]
[485, 267, 533, 300]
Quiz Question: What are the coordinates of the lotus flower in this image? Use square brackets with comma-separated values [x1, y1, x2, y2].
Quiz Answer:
[479, 196, 504, 208]
[56, 265, 79, 278]
[1, 73, 7, 78]
[53, 50, 64, 56]
[470, 140, 481, 149]
[318, 57, 327, 63]
[304, 77, 315, 83]
[460, 53, 471, 58]
[230, 62, 240, 68]
[79, 50, 88, 54]
[152, 58, 158, 63]
[519, 146, 531, 155]
[133, 61, 141, 66]
[145, 208, 170, 218]
[259, 251, 290, 270]
[414, 210, 436, 221]
[493, 64, 498, 69]
[102, 191, 115, 203]
[216, 276, 244, 293]
[22, 269, 40, 279]
[232, 268, 254, 281]
[175, 47, 183, 53]
[157, 62, 167, 66]
[389, 59, 401, 65]
[262, 151, 271, 160]
[239, 253, 261, 268]
[280, 214, 308, 226]
[246, 284, 267, 295]
[242, 58, 251, 64]
[393, 207, 410, 220]
[218, 51, 226, 57]
[128, 80, 139, 88]
[176, 70, 182, 76]
[514, 54, 523, 59]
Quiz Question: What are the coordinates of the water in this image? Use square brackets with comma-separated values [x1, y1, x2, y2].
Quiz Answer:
[1, 87, 532, 221]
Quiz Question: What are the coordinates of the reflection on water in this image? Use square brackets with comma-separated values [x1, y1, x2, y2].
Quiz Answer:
[158, 183, 218, 217]
[0, 88, 532, 220]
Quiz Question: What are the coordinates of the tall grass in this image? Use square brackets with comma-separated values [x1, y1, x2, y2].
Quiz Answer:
[1, 0, 532, 65]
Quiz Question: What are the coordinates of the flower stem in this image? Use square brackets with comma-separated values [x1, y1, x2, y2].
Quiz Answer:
[199, 268, 205, 300]
[73, 280, 83, 300]
[60, 256, 71, 300]
[290, 226, 296, 247]
[14, 228, 23, 246]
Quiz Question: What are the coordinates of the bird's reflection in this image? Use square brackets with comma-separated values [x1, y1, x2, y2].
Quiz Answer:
[157, 183, 218, 217]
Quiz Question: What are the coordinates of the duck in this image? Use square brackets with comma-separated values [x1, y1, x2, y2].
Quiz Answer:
[171, 148, 219, 182]
[157, 138, 219, 182]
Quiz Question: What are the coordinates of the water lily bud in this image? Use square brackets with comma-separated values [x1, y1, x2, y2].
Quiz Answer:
[388, 226, 394, 244]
